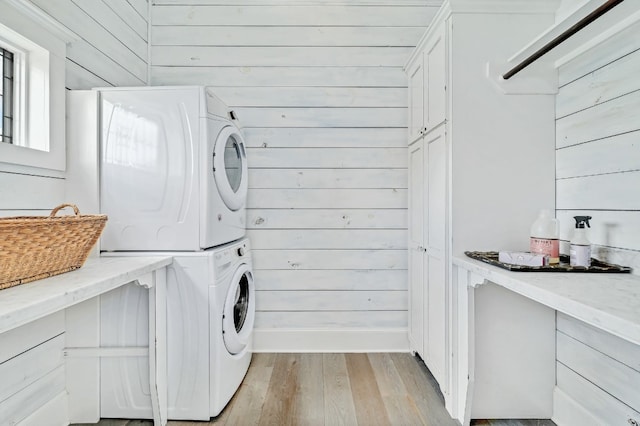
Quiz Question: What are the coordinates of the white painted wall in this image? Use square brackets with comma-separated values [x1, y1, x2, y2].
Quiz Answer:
[555, 20, 640, 272]
[554, 0, 589, 22]
[150, 0, 441, 350]
[553, 16, 640, 426]
[0, 313, 67, 425]
[30, 0, 149, 89]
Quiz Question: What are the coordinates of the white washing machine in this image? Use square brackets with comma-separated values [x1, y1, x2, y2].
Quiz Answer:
[99, 86, 248, 251]
[100, 238, 255, 420]
[209, 238, 254, 417]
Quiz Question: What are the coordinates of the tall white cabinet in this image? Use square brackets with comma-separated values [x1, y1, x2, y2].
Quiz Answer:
[408, 126, 447, 387]
[406, 11, 448, 393]
[405, 0, 558, 415]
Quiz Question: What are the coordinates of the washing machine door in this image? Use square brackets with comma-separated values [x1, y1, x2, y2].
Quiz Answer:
[213, 125, 248, 212]
[222, 264, 255, 355]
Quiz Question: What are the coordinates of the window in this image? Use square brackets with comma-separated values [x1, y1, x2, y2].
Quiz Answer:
[1, 47, 14, 145]
[0, 1, 72, 172]
[0, 28, 48, 154]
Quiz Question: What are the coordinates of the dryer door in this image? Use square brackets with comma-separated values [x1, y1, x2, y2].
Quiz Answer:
[212, 125, 248, 212]
[222, 264, 255, 355]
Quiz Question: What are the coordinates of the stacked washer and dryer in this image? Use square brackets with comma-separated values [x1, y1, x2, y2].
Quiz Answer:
[97, 86, 255, 420]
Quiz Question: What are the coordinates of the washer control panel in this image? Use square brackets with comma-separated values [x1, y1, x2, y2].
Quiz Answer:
[214, 239, 250, 271]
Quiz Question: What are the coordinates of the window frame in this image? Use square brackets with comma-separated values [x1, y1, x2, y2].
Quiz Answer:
[0, 0, 74, 173]
[0, 37, 27, 150]
[1, 46, 15, 145]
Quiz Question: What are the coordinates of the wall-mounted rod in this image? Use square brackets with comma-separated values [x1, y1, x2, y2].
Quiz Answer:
[502, 0, 625, 80]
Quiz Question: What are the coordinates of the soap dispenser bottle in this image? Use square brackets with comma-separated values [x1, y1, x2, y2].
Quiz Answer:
[570, 216, 592, 267]
[530, 209, 560, 264]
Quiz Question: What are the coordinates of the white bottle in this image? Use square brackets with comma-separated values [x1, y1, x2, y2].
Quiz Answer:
[570, 216, 592, 267]
[530, 209, 560, 264]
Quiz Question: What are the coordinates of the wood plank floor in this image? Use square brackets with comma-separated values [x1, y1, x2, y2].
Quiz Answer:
[83, 353, 554, 426]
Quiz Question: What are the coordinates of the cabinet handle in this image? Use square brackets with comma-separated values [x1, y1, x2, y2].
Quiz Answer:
[629, 419, 639, 426]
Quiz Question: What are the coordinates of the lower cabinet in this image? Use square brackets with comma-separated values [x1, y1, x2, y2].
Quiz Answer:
[408, 126, 448, 391]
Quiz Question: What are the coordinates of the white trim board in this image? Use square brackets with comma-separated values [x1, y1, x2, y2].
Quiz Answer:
[4, 0, 78, 43]
[152, 0, 443, 5]
[252, 328, 410, 353]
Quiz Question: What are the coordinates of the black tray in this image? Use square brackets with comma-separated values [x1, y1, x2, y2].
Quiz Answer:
[465, 251, 632, 273]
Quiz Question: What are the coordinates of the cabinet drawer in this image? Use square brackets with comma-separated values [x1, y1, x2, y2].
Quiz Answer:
[556, 362, 640, 426]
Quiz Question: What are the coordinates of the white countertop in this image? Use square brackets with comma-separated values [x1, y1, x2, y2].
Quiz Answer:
[0, 256, 173, 335]
[453, 255, 640, 345]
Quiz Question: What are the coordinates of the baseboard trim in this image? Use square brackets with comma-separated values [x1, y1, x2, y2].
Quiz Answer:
[252, 328, 409, 353]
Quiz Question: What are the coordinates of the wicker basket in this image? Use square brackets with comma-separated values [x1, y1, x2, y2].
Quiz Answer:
[0, 204, 108, 290]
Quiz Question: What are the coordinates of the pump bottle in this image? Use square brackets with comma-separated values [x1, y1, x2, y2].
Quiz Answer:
[570, 216, 592, 267]
[530, 210, 560, 264]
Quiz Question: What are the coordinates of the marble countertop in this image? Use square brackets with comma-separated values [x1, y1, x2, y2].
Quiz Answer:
[0, 256, 172, 335]
[453, 255, 640, 345]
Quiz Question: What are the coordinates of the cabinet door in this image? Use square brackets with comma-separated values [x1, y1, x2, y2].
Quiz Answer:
[425, 21, 447, 132]
[408, 139, 425, 355]
[407, 54, 425, 143]
[425, 126, 447, 389]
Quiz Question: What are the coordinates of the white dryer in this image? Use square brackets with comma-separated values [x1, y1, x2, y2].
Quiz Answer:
[99, 86, 248, 251]
[100, 238, 255, 420]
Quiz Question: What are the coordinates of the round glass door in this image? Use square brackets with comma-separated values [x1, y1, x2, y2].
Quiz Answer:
[213, 125, 248, 211]
[224, 135, 243, 193]
[222, 264, 255, 355]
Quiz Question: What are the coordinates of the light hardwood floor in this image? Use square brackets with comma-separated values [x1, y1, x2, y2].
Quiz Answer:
[84, 352, 454, 426]
[84, 353, 554, 426]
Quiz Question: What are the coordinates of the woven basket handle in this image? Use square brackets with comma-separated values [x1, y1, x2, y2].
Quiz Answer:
[50, 203, 80, 217]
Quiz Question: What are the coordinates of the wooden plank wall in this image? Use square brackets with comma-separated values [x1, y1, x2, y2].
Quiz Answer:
[554, 18, 640, 425]
[151, 0, 441, 347]
[0, 313, 66, 425]
[28, 0, 149, 89]
[555, 20, 640, 272]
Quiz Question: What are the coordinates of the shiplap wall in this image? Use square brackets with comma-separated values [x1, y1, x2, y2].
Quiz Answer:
[151, 0, 441, 350]
[29, 0, 149, 89]
[554, 0, 588, 22]
[555, 19, 640, 272]
[553, 15, 640, 426]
